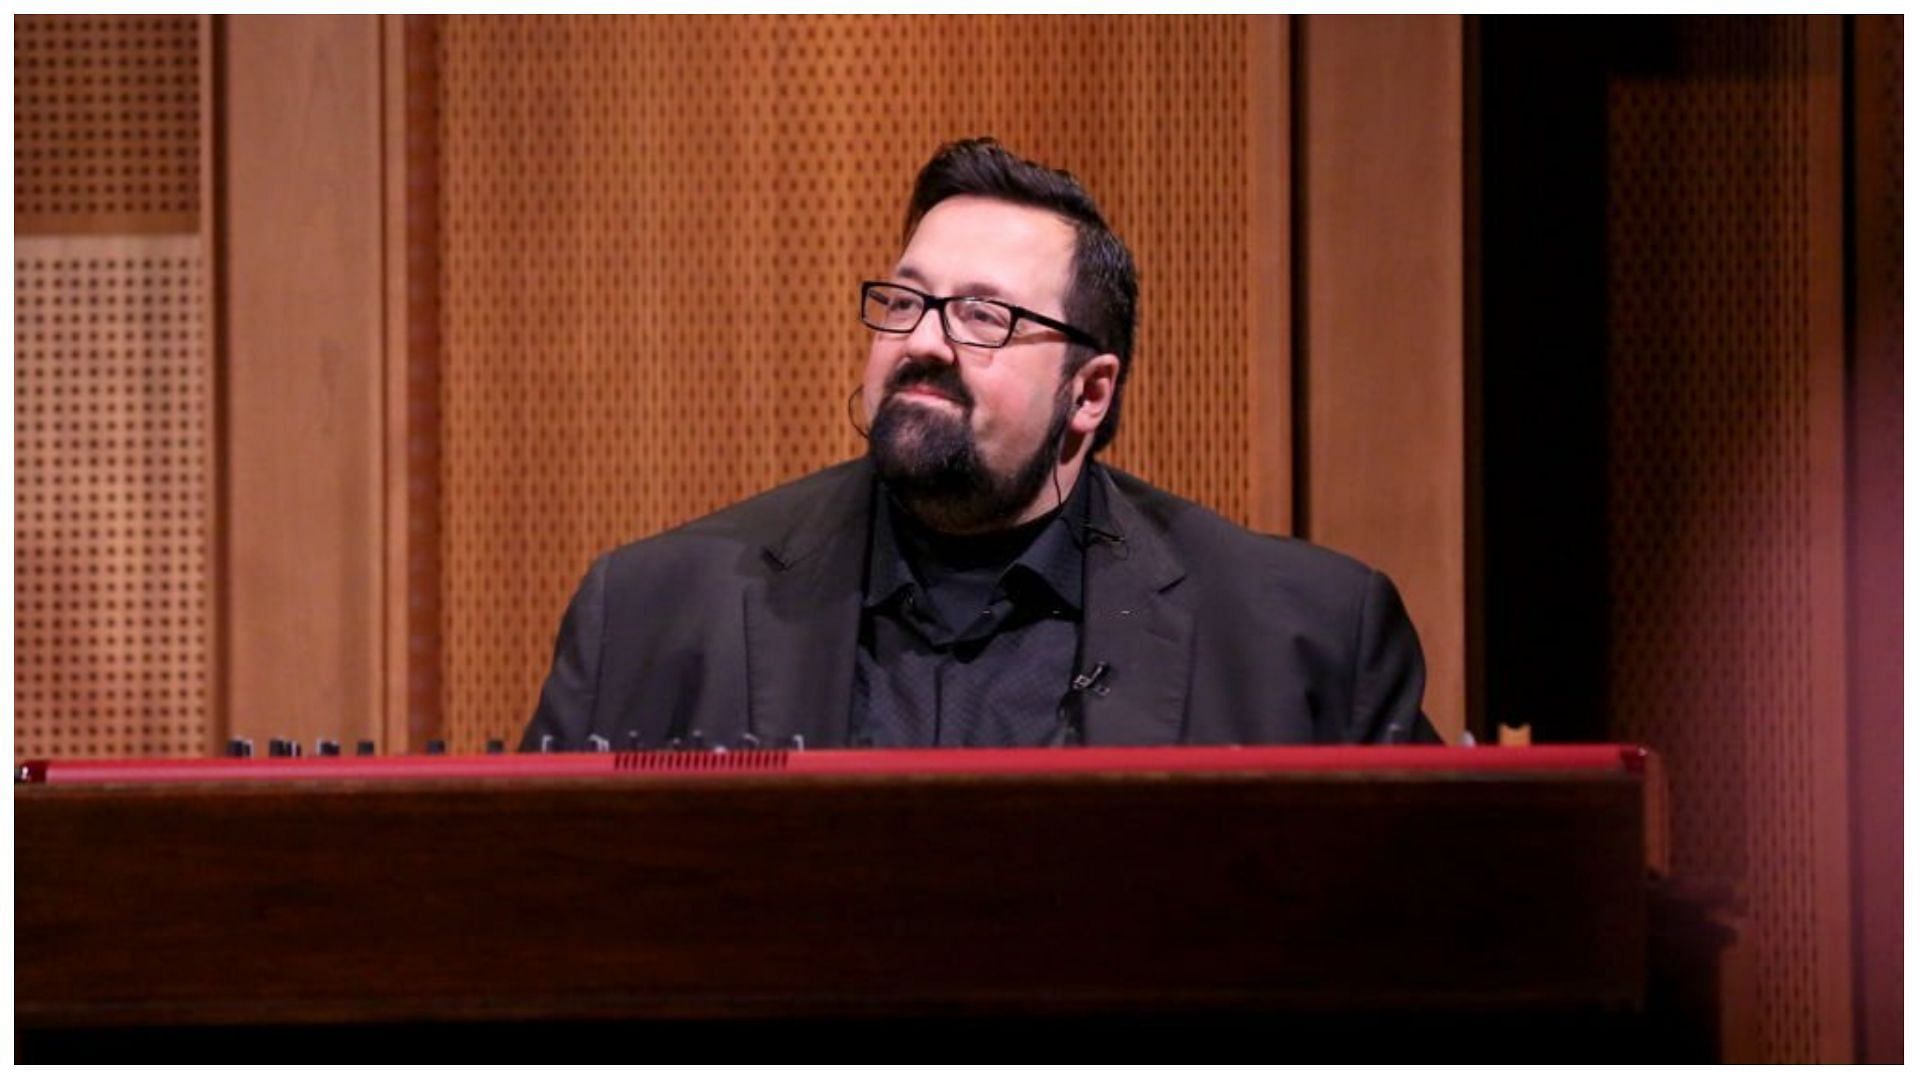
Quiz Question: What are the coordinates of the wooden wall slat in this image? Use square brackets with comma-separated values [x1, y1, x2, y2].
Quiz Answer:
[1296, 15, 1467, 744]
[222, 15, 387, 752]
[1846, 12, 1904, 1066]
[1246, 15, 1292, 537]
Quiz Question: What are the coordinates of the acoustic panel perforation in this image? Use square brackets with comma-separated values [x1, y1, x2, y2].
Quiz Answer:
[1606, 17, 1829, 1061]
[15, 237, 213, 760]
[14, 15, 202, 229]
[438, 16, 1261, 748]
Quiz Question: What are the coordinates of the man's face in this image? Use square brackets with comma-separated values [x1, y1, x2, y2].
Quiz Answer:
[863, 195, 1082, 532]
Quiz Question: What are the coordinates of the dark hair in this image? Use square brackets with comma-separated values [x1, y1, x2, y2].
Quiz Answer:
[902, 138, 1138, 454]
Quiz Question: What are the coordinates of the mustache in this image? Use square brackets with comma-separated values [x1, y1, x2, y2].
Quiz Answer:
[883, 358, 974, 409]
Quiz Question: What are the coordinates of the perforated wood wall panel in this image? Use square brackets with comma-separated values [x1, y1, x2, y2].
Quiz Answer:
[16, 238, 213, 760]
[1606, 18, 1844, 1061]
[14, 15, 202, 232]
[438, 16, 1268, 748]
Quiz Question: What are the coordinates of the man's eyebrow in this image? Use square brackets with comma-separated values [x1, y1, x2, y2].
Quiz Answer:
[891, 265, 1016, 301]
[951, 280, 1014, 300]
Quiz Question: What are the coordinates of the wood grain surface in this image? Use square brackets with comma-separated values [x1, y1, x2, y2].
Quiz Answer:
[19, 768, 1647, 1029]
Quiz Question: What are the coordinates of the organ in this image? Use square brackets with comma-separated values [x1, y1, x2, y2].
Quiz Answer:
[16, 744, 1671, 1058]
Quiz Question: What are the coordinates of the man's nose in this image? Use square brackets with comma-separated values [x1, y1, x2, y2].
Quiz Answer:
[904, 304, 957, 361]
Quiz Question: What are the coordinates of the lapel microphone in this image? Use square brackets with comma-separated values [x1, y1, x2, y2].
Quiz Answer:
[1071, 661, 1112, 696]
[1055, 661, 1113, 746]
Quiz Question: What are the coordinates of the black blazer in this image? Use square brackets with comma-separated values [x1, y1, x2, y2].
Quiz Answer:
[522, 459, 1437, 749]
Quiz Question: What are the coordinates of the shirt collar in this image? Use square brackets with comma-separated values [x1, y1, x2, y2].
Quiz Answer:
[863, 488, 917, 611]
[863, 464, 1106, 614]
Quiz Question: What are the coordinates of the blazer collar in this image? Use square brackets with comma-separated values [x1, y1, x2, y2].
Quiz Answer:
[743, 460, 875, 749]
[1077, 463, 1195, 746]
[763, 458, 878, 572]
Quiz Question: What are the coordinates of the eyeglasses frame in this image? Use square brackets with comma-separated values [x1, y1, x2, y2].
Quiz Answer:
[859, 280, 1105, 353]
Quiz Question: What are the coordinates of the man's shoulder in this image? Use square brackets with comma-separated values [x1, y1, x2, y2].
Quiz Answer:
[1103, 465, 1377, 587]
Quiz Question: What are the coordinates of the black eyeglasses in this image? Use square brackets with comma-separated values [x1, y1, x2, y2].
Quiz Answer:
[859, 281, 1104, 351]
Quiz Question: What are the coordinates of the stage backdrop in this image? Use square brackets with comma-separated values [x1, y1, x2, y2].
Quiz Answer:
[20, 13, 1895, 1061]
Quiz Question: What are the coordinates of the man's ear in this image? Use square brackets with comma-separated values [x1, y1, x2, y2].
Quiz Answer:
[1068, 354, 1121, 437]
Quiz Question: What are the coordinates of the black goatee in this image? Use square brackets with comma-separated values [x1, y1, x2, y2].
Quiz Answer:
[866, 358, 1073, 534]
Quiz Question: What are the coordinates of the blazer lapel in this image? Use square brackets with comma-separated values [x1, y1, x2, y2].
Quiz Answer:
[1078, 468, 1194, 745]
[742, 462, 873, 749]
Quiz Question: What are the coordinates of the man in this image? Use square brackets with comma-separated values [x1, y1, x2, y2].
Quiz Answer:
[523, 138, 1437, 750]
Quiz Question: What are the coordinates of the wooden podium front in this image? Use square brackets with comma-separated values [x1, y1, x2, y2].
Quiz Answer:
[17, 746, 1660, 1059]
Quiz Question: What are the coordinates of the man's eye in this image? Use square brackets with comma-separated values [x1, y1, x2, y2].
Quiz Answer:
[957, 301, 1012, 329]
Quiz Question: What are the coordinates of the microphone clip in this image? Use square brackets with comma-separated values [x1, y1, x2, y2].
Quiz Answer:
[1069, 661, 1112, 697]
[1056, 661, 1114, 747]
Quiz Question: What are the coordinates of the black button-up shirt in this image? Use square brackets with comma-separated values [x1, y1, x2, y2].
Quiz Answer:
[850, 472, 1098, 748]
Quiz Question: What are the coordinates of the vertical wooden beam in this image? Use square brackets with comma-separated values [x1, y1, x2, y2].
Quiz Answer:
[1846, 12, 1904, 1066]
[399, 15, 445, 754]
[1460, 15, 1484, 744]
[1296, 15, 1466, 742]
[223, 16, 387, 751]
[1246, 15, 1291, 536]
[382, 14, 412, 757]
[1803, 14, 1855, 1063]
